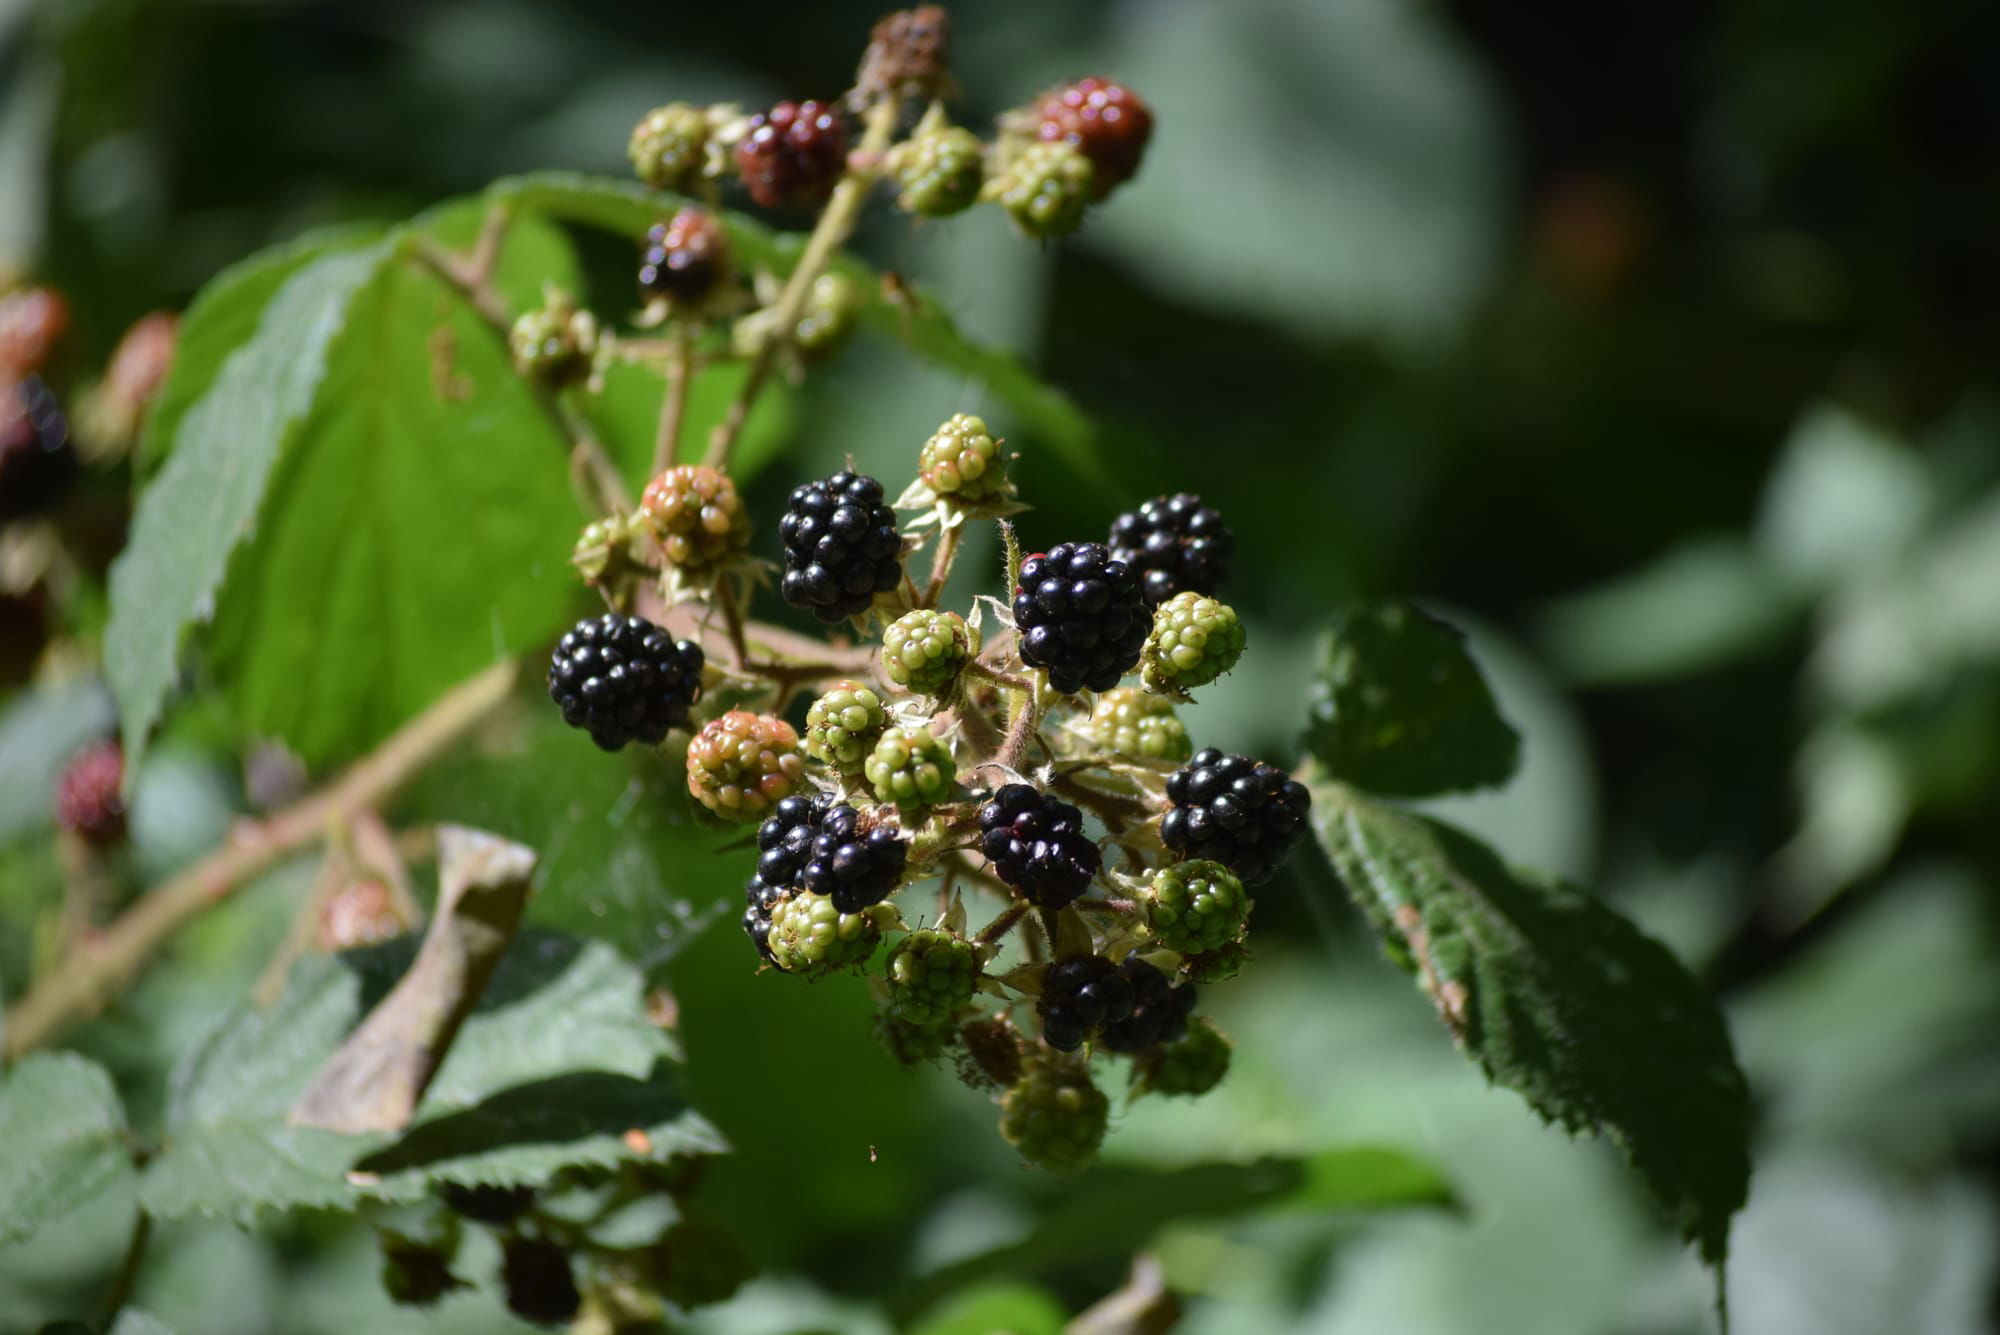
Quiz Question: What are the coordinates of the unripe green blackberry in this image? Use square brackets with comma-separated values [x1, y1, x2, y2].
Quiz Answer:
[1182, 938, 1248, 984]
[508, 298, 598, 388]
[640, 464, 751, 573]
[919, 413, 1010, 503]
[889, 126, 986, 217]
[877, 1011, 953, 1066]
[1142, 859, 1250, 955]
[793, 273, 859, 362]
[1000, 1062, 1108, 1174]
[629, 102, 712, 192]
[884, 928, 980, 1027]
[570, 515, 640, 587]
[1133, 1017, 1231, 1098]
[1086, 688, 1192, 763]
[767, 894, 893, 975]
[864, 724, 956, 810]
[805, 681, 889, 775]
[987, 141, 1094, 239]
[881, 608, 976, 695]
[1141, 591, 1245, 697]
[686, 711, 808, 822]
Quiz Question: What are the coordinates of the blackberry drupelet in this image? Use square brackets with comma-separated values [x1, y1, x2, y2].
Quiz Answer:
[978, 783, 1100, 909]
[1107, 492, 1233, 607]
[1011, 542, 1148, 693]
[1098, 956, 1197, 1053]
[547, 614, 705, 751]
[1036, 953, 1135, 1052]
[1160, 749, 1311, 885]
[735, 100, 849, 209]
[778, 469, 904, 622]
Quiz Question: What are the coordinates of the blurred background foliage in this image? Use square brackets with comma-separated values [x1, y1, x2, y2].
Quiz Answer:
[4, 0, 2000, 1331]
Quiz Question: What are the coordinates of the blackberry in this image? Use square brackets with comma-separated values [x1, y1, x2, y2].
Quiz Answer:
[881, 608, 975, 695]
[547, 614, 705, 751]
[1143, 860, 1250, 955]
[0, 287, 69, 379]
[877, 1011, 952, 1066]
[918, 412, 1009, 502]
[1107, 493, 1233, 607]
[804, 681, 888, 775]
[1098, 956, 1197, 1054]
[1012, 542, 1147, 694]
[957, 1015, 1026, 1092]
[639, 207, 729, 308]
[1141, 592, 1245, 697]
[792, 272, 859, 362]
[864, 724, 956, 811]
[987, 141, 1093, 239]
[629, 101, 712, 193]
[888, 126, 986, 218]
[750, 795, 907, 914]
[735, 100, 849, 210]
[569, 514, 640, 589]
[1160, 749, 1311, 886]
[379, 1231, 465, 1308]
[767, 893, 892, 976]
[856, 5, 952, 102]
[1000, 1062, 1107, 1174]
[884, 928, 980, 1027]
[742, 875, 784, 965]
[1085, 687, 1191, 764]
[500, 1237, 580, 1326]
[1033, 77, 1154, 198]
[686, 710, 807, 822]
[508, 297, 598, 388]
[977, 784, 1100, 909]
[1036, 953, 1135, 1052]
[55, 740, 125, 847]
[640, 464, 751, 572]
[1133, 1017, 1231, 1098]
[651, 1216, 752, 1309]
[0, 376, 76, 521]
[778, 469, 905, 623]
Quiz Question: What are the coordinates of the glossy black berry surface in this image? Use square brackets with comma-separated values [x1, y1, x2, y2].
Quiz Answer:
[1160, 748, 1311, 886]
[978, 783, 1099, 909]
[547, 614, 705, 751]
[1097, 956, 1197, 1053]
[778, 470, 904, 622]
[1037, 953, 1136, 1052]
[1012, 542, 1148, 694]
[1107, 493, 1233, 607]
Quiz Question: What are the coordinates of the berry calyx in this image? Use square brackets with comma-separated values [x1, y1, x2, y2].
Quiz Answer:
[629, 102, 713, 193]
[1142, 859, 1250, 955]
[881, 608, 976, 696]
[864, 724, 956, 810]
[640, 464, 751, 572]
[501, 1236, 581, 1326]
[1160, 749, 1311, 886]
[1097, 956, 1197, 1053]
[1140, 591, 1245, 697]
[734, 100, 849, 210]
[752, 795, 909, 913]
[888, 126, 986, 218]
[987, 141, 1094, 239]
[1033, 77, 1154, 198]
[977, 784, 1100, 909]
[547, 614, 705, 751]
[918, 412, 1009, 503]
[804, 681, 889, 775]
[640, 207, 730, 309]
[1107, 493, 1233, 607]
[767, 894, 894, 976]
[1037, 952, 1135, 1051]
[1012, 541, 1148, 694]
[55, 740, 126, 846]
[778, 469, 905, 623]
[1000, 1061, 1108, 1173]
[508, 296, 598, 388]
[687, 711, 808, 822]
[1084, 687, 1192, 763]
[884, 927, 981, 1027]
[1132, 1017, 1231, 1098]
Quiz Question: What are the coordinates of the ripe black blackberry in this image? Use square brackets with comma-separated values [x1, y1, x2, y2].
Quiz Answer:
[1107, 493, 1233, 607]
[500, 1236, 580, 1326]
[1160, 749, 1311, 886]
[752, 795, 908, 914]
[1011, 542, 1148, 694]
[1037, 953, 1135, 1052]
[547, 613, 705, 751]
[778, 469, 904, 622]
[742, 875, 783, 965]
[978, 784, 1100, 909]
[1098, 957, 1197, 1053]
[735, 100, 849, 209]
[0, 376, 76, 521]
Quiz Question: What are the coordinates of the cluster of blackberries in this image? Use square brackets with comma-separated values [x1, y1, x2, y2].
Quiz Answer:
[546, 614, 705, 751]
[742, 796, 908, 960]
[1108, 493, 1233, 607]
[1012, 542, 1149, 694]
[1038, 954, 1195, 1053]
[978, 784, 1099, 909]
[779, 469, 906, 623]
[1162, 749, 1312, 886]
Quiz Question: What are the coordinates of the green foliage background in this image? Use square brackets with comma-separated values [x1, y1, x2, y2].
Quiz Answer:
[4, 0, 2000, 1331]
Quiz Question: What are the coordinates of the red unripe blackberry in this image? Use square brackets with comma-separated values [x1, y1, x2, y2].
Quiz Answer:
[640, 207, 730, 307]
[0, 287, 70, 379]
[55, 739, 125, 846]
[1160, 749, 1311, 886]
[1034, 77, 1153, 198]
[1107, 493, 1233, 607]
[734, 100, 849, 209]
[1097, 956, 1197, 1053]
[977, 783, 1099, 909]
[546, 613, 705, 751]
[1012, 542, 1148, 694]
[778, 469, 904, 622]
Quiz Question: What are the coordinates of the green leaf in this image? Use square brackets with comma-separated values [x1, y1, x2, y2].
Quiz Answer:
[1308, 778, 1751, 1267]
[139, 934, 724, 1225]
[910, 1283, 1066, 1335]
[1305, 602, 1521, 796]
[105, 242, 393, 783]
[0, 1053, 132, 1245]
[107, 1312, 177, 1335]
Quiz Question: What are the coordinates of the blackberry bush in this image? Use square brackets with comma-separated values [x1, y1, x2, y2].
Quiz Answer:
[547, 614, 705, 751]
[1108, 492, 1234, 607]
[1013, 541, 1149, 693]
[778, 469, 905, 622]
[1161, 748, 1313, 885]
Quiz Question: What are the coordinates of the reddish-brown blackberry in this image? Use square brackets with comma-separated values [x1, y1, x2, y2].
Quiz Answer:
[1012, 542, 1148, 693]
[1036, 953, 1136, 1052]
[1160, 749, 1311, 886]
[1033, 76, 1154, 198]
[1107, 493, 1233, 607]
[1097, 956, 1197, 1053]
[977, 783, 1099, 909]
[778, 469, 904, 622]
[546, 614, 705, 751]
[55, 740, 125, 846]
[735, 100, 849, 209]
[639, 207, 729, 307]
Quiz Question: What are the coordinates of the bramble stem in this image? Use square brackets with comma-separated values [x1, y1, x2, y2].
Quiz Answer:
[2, 660, 519, 1057]
[650, 325, 692, 478]
[920, 523, 963, 608]
[705, 92, 904, 470]
[100, 1208, 152, 1330]
[715, 576, 751, 670]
